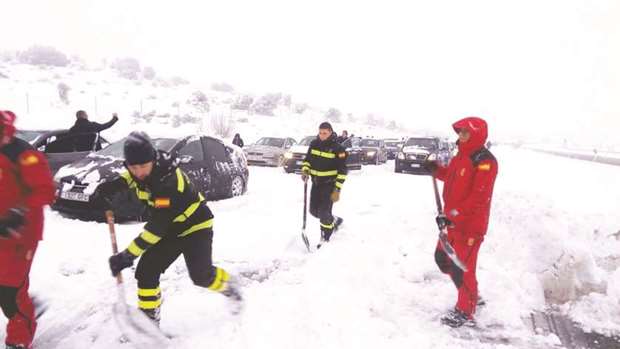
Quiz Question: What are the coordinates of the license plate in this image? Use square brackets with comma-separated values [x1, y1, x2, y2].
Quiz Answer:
[60, 191, 90, 202]
[410, 163, 420, 168]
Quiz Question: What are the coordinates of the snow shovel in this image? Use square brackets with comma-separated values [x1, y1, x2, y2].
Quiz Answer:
[105, 211, 169, 347]
[301, 181, 311, 252]
[431, 177, 468, 272]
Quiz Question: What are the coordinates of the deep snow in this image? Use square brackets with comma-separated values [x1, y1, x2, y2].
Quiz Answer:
[1, 145, 618, 348]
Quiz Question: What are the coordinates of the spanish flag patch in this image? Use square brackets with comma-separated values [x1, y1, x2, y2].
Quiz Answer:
[154, 198, 171, 208]
[478, 163, 491, 171]
[338, 152, 346, 159]
[20, 154, 39, 166]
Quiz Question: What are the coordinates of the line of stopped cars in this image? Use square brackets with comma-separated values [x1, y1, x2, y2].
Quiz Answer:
[245, 135, 454, 174]
[15, 129, 249, 222]
[15, 129, 454, 222]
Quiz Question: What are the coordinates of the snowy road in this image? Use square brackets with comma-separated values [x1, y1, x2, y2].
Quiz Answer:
[2, 146, 619, 348]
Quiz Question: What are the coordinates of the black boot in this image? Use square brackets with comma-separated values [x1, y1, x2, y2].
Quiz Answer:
[221, 276, 243, 315]
[140, 307, 161, 327]
[440, 308, 474, 328]
[333, 216, 344, 232]
[6, 344, 28, 349]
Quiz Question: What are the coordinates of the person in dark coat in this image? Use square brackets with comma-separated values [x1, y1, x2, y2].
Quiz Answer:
[232, 133, 244, 148]
[69, 110, 118, 151]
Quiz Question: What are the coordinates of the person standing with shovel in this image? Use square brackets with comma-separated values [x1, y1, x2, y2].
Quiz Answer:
[301, 122, 348, 249]
[96, 132, 243, 326]
[424, 116, 498, 328]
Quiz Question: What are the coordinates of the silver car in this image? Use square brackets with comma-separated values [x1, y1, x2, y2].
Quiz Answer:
[244, 137, 297, 166]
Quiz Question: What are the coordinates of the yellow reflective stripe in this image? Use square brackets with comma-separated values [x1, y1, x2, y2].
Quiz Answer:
[140, 231, 161, 244]
[121, 172, 136, 189]
[335, 182, 343, 189]
[337, 174, 347, 180]
[302, 162, 310, 166]
[138, 299, 162, 309]
[321, 222, 335, 229]
[137, 189, 150, 201]
[138, 288, 161, 297]
[311, 149, 336, 159]
[179, 219, 214, 237]
[309, 169, 338, 177]
[173, 196, 206, 223]
[208, 267, 230, 292]
[127, 241, 144, 257]
[176, 168, 185, 193]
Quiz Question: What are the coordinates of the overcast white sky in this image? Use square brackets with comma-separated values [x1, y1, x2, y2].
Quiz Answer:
[1, 0, 619, 144]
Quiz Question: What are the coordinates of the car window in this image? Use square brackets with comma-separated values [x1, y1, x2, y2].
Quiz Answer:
[204, 138, 229, 163]
[256, 137, 285, 147]
[45, 133, 79, 153]
[299, 136, 315, 146]
[178, 139, 204, 161]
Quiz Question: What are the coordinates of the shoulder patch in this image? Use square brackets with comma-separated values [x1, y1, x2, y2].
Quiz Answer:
[154, 197, 171, 208]
[20, 154, 40, 166]
[338, 152, 346, 159]
[478, 163, 492, 171]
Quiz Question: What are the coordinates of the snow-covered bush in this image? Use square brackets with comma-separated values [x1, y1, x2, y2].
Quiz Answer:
[143, 66, 156, 80]
[294, 103, 309, 114]
[18, 46, 70, 67]
[251, 93, 282, 116]
[57, 82, 71, 104]
[211, 82, 234, 93]
[232, 94, 253, 111]
[112, 57, 141, 80]
[187, 91, 210, 114]
[325, 107, 342, 122]
[210, 113, 234, 138]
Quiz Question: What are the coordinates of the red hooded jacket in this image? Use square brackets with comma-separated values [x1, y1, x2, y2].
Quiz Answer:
[0, 123, 55, 244]
[435, 117, 498, 239]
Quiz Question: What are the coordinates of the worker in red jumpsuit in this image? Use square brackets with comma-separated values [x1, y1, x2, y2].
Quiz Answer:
[426, 116, 498, 327]
[0, 111, 55, 348]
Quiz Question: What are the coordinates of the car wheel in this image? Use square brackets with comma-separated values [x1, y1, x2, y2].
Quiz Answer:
[230, 176, 245, 197]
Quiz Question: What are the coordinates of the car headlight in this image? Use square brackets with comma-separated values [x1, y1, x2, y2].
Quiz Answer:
[397, 152, 405, 160]
[284, 152, 293, 159]
[427, 153, 437, 161]
[367, 151, 376, 156]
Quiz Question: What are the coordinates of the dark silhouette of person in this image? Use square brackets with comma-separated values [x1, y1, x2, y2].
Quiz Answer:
[69, 110, 118, 151]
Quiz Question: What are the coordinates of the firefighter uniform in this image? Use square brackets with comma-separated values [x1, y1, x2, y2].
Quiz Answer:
[102, 149, 238, 320]
[301, 134, 348, 241]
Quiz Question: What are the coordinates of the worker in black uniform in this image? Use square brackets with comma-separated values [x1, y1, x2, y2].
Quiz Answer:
[301, 122, 347, 247]
[99, 131, 242, 324]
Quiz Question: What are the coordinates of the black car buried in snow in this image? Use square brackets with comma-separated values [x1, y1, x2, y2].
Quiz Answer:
[16, 129, 111, 174]
[52, 135, 249, 222]
[360, 138, 389, 165]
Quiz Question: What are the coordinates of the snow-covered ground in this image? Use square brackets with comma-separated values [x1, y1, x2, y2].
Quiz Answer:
[1, 146, 618, 348]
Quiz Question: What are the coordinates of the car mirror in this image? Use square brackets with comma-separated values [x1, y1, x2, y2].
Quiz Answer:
[179, 155, 194, 164]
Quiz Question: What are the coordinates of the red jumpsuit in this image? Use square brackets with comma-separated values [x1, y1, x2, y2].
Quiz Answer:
[434, 117, 498, 318]
[0, 135, 55, 347]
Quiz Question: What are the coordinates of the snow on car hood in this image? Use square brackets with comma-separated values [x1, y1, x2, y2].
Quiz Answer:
[54, 156, 126, 195]
[288, 144, 309, 154]
[401, 146, 432, 155]
[246, 144, 283, 153]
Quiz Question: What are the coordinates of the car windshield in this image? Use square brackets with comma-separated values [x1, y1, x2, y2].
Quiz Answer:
[385, 141, 401, 147]
[255, 137, 285, 147]
[405, 138, 438, 149]
[299, 136, 315, 146]
[15, 130, 45, 142]
[360, 139, 380, 147]
[93, 138, 177, 158]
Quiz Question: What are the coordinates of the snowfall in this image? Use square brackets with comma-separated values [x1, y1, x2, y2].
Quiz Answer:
[1, 63, 620, 348]
[0, 145, 617, 348]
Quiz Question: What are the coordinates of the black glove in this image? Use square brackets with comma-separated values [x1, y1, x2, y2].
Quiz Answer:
[0, 208, 26, 238]
[423, 160, 439, 172]
[109, 250, 136, 276]
[435, 214, 453, 230]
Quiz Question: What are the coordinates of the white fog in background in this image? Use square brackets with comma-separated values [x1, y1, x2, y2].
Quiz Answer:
[1, 0, 619, 146]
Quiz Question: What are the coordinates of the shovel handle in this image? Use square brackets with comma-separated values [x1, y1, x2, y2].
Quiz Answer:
[105, 210, 123, 284]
